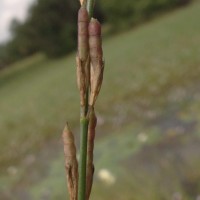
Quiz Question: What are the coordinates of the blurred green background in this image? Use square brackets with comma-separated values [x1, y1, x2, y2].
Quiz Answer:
[1, 0, 200, 199]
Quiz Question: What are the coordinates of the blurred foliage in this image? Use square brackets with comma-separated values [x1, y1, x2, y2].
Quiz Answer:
[0, 0, 192, 68]
[101, 0, 191, 30]
[1, 0, 79, 66]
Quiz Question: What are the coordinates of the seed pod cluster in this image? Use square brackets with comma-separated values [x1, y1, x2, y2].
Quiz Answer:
[77, 8, 104, 108]
[62, 124, 78, 200]
[68, 3, 105, 200]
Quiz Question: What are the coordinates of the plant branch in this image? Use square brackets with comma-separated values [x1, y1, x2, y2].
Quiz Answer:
[78, 1, 96, 200]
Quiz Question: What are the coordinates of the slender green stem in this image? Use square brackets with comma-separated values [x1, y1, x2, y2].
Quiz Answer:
[87, 0, 96, 18]
[78, 117, 89, 200]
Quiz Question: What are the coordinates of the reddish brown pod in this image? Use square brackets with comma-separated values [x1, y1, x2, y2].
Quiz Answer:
[78, 6, 89, 62]
[62, 124, 78, 200]
[88, 18, 103, 67]
[88, 18, 104, 106]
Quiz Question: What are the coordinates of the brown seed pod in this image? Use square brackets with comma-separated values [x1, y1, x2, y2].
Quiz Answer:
[88, 18, 103, 67]
[88, 19, 104, 106]
[86, 108, 97, 200]
[89, 59, 104, 106]
[62, 124, 78, 200]
[78, 6, 89, 62]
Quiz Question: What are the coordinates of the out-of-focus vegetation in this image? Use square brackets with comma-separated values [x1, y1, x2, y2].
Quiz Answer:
[0, 0, 192, 68]
[101, 0, 191, 30]
[0, 0, 79, 67]
[1, 1, 200, 199]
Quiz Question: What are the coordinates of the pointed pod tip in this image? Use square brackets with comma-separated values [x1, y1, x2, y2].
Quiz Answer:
[80, 0, 85, 6]
[63, 122, 71, 135]
[89, 18, 101, 36]
[90, 18, 97, 22]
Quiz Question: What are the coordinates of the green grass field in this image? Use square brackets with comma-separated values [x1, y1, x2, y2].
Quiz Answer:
[1, 1, 200, 199]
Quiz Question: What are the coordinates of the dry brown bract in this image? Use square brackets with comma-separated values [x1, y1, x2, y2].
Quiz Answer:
[63, 124, 78, 200]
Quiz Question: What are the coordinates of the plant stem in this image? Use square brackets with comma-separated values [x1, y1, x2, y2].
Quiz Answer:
[87, 0, 96, 18]
[78, 117, 89, 200]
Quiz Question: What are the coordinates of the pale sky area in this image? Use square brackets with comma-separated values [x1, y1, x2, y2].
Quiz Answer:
[0, 0, 35, 43]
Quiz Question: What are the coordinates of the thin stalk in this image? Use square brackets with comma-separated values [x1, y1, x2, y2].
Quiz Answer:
[87, 0, 96, 18]
[78, 117, 89, 200]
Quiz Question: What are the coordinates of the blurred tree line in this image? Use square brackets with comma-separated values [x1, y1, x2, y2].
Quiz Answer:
[0, 0, 191, 69]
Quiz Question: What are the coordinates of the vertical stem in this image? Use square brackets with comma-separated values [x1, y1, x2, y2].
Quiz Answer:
[78, 117, 89, 200]
[78, 1, 96, 200]
[87, 0, 96, 18]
